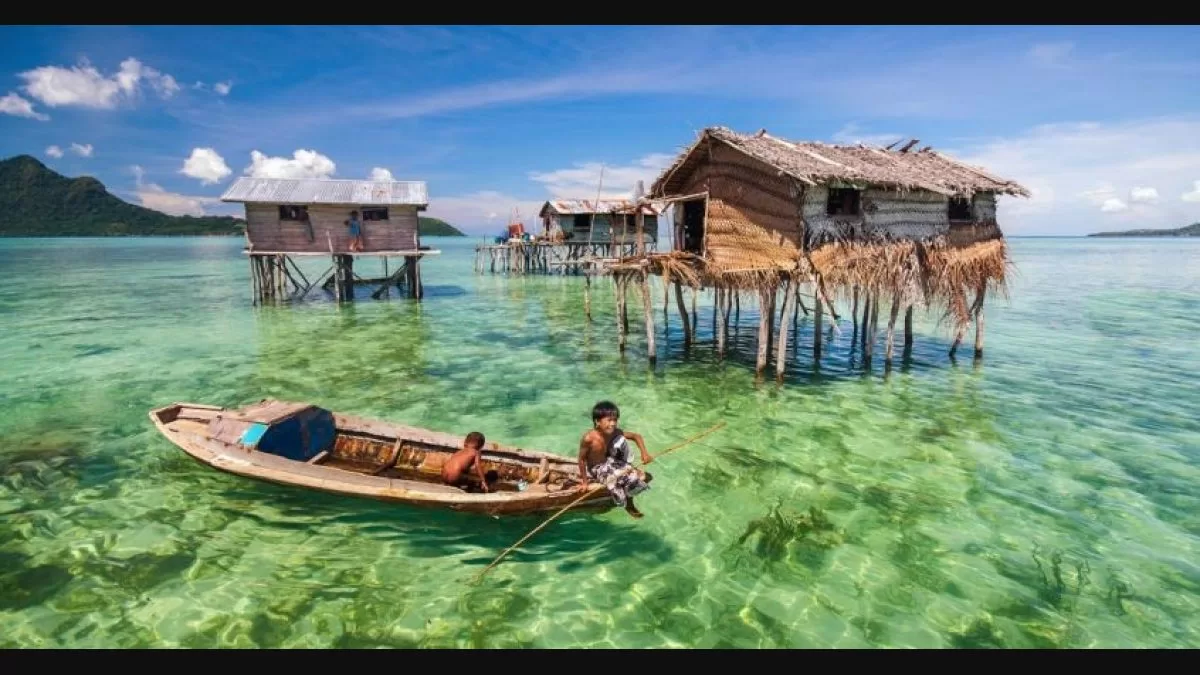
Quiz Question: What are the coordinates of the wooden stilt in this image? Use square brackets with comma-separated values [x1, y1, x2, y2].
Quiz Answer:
[813, 292, 823, 359]
[640, 272, 656, 364]
[904, 306, 914, 354]
[972, 284, 986, 359]
[734, 291, 740, 324]
[674, 281, 692, 345]
[756, 287, 770, 375]
[852, 285, 860, 335]
[716, 288, 727, 357]
[778, 279, 791, 326]
[662, 272, 669, 324]
[775, 277, 798, 380]
[869, 292, 880, 360]
[790, 279, 801, 330]
[864, 293, 875, 362]
[584, 274, 592, 321]
[690, 286, 697, 334]
[766, 286, 776, 351]
[616, 277, 627, 352]
[621, 277, 629, 335]
[885, 295, 901, 365]
[860, 292, 871, 354]
[949, 289, 969, 358]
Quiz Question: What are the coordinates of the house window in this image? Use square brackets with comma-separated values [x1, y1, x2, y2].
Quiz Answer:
[948, 197, 973, 221]
[279, 205, 308, 220]
[362, 207, 389, 221]
[573, 214, 591, 232]
[826, 188, 860, 216]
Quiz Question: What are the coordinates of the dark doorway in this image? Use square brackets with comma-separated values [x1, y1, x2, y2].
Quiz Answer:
[680, 200, 704, 254]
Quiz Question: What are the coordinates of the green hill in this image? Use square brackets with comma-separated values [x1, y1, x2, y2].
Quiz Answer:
[0, 155, 466, 237]
[1088, 222, 1200, 237]
[417, 216, 465, 237]
[0, 154, 244, 236]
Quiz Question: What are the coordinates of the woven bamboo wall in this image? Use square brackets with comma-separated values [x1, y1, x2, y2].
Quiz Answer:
[245, 204, 421, 253]
[675, 141, 802, 272]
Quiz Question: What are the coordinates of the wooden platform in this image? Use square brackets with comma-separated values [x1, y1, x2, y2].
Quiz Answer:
[244, 249, 440, 257]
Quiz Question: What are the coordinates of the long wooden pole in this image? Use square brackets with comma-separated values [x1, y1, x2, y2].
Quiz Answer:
[472, 421, 725, 583]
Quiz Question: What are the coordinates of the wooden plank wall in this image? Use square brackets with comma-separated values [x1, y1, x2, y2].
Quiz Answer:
[244, 204, 421, 253]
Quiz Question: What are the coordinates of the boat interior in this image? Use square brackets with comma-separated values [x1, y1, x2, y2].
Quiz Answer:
[154, 401, 581, 494]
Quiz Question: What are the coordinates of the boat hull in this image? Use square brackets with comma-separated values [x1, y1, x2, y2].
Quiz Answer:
[149, 400, 617, 516]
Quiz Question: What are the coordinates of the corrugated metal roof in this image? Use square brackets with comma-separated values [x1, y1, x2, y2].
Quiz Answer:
[539, 199, 664, 216]
[220, 177, 428, 206]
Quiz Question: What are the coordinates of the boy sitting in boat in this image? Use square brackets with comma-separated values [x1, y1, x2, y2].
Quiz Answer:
[578, 401, 653, 518]
[441, 431, 497, 493]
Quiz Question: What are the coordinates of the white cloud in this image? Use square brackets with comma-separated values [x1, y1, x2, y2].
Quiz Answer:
[952, 116, 1200, 234]
[244, 149, 336, 179]
[213, 81, 232, 96]
[1027, 42, 1075, 69]
[423, 190, 544, 236]
[368, 167, 394, 181]
[45, 145, 63, 158]
[1100, 198, 1129, 213]
[1181, 180, 1200, 202]
[193, 81, 205, 90]
[69, 143, 93, 157]
[528, 153, 675, 200]
[131, 165, 222, 217]
[1130, 186, 1159, 203]
[181, 147, 231, 185]
[19, 57, 179, 110]
[0, 92, 49, 121]
[831, 123, 905, 147]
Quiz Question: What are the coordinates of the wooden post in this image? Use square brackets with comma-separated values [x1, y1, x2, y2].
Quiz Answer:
[775, 277, 798, 380]
[869, 292, 880, 361]
[616, 276, 627, 352]
[851, 285, 860, 337]
[584, 273, 592, 321]
[813, 291, 823, 359]
[904, 306, 914, 354]
[863, 293, 875, 362]
[674, 281, 692, 345]
[621, 277, 630, 335]
[716, 287, 727, 357]
[662, 271, 670, 324]
[885, 295, 901, 365]
[974, 288, 986, 359]
[690, 287, 698, 334]
[640, 272, 656, 364]
[949, 289, 968, 358]
[756, 287, 770, 375]
[860, 292, 871, 354]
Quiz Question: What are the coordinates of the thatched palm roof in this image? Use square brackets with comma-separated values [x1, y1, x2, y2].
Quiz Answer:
[538, 199, 664, 218]
[651, 126, 1030, 199]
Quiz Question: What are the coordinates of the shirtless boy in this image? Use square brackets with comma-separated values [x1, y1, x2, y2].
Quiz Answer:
[578, 400, 653, 518]
[441, 431, 496, 492]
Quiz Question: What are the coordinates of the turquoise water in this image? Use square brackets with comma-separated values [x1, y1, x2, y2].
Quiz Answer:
[0, 235, 1196, 648]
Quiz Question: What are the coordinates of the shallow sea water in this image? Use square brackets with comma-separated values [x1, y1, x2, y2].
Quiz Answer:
[0, 235, 1196, 648]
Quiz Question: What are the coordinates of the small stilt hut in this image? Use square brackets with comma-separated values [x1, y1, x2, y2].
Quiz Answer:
[605, 126, 1029, 377]
[220, 176, 436, 304]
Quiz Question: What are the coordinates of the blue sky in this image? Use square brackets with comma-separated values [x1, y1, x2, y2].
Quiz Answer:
[2, 25, 1199, 235]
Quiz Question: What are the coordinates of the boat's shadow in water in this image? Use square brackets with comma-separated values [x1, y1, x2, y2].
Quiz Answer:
[217, 480, 676, 573]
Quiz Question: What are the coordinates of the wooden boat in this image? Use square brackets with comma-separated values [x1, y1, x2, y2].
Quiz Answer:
[149, 399, 617, 516]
